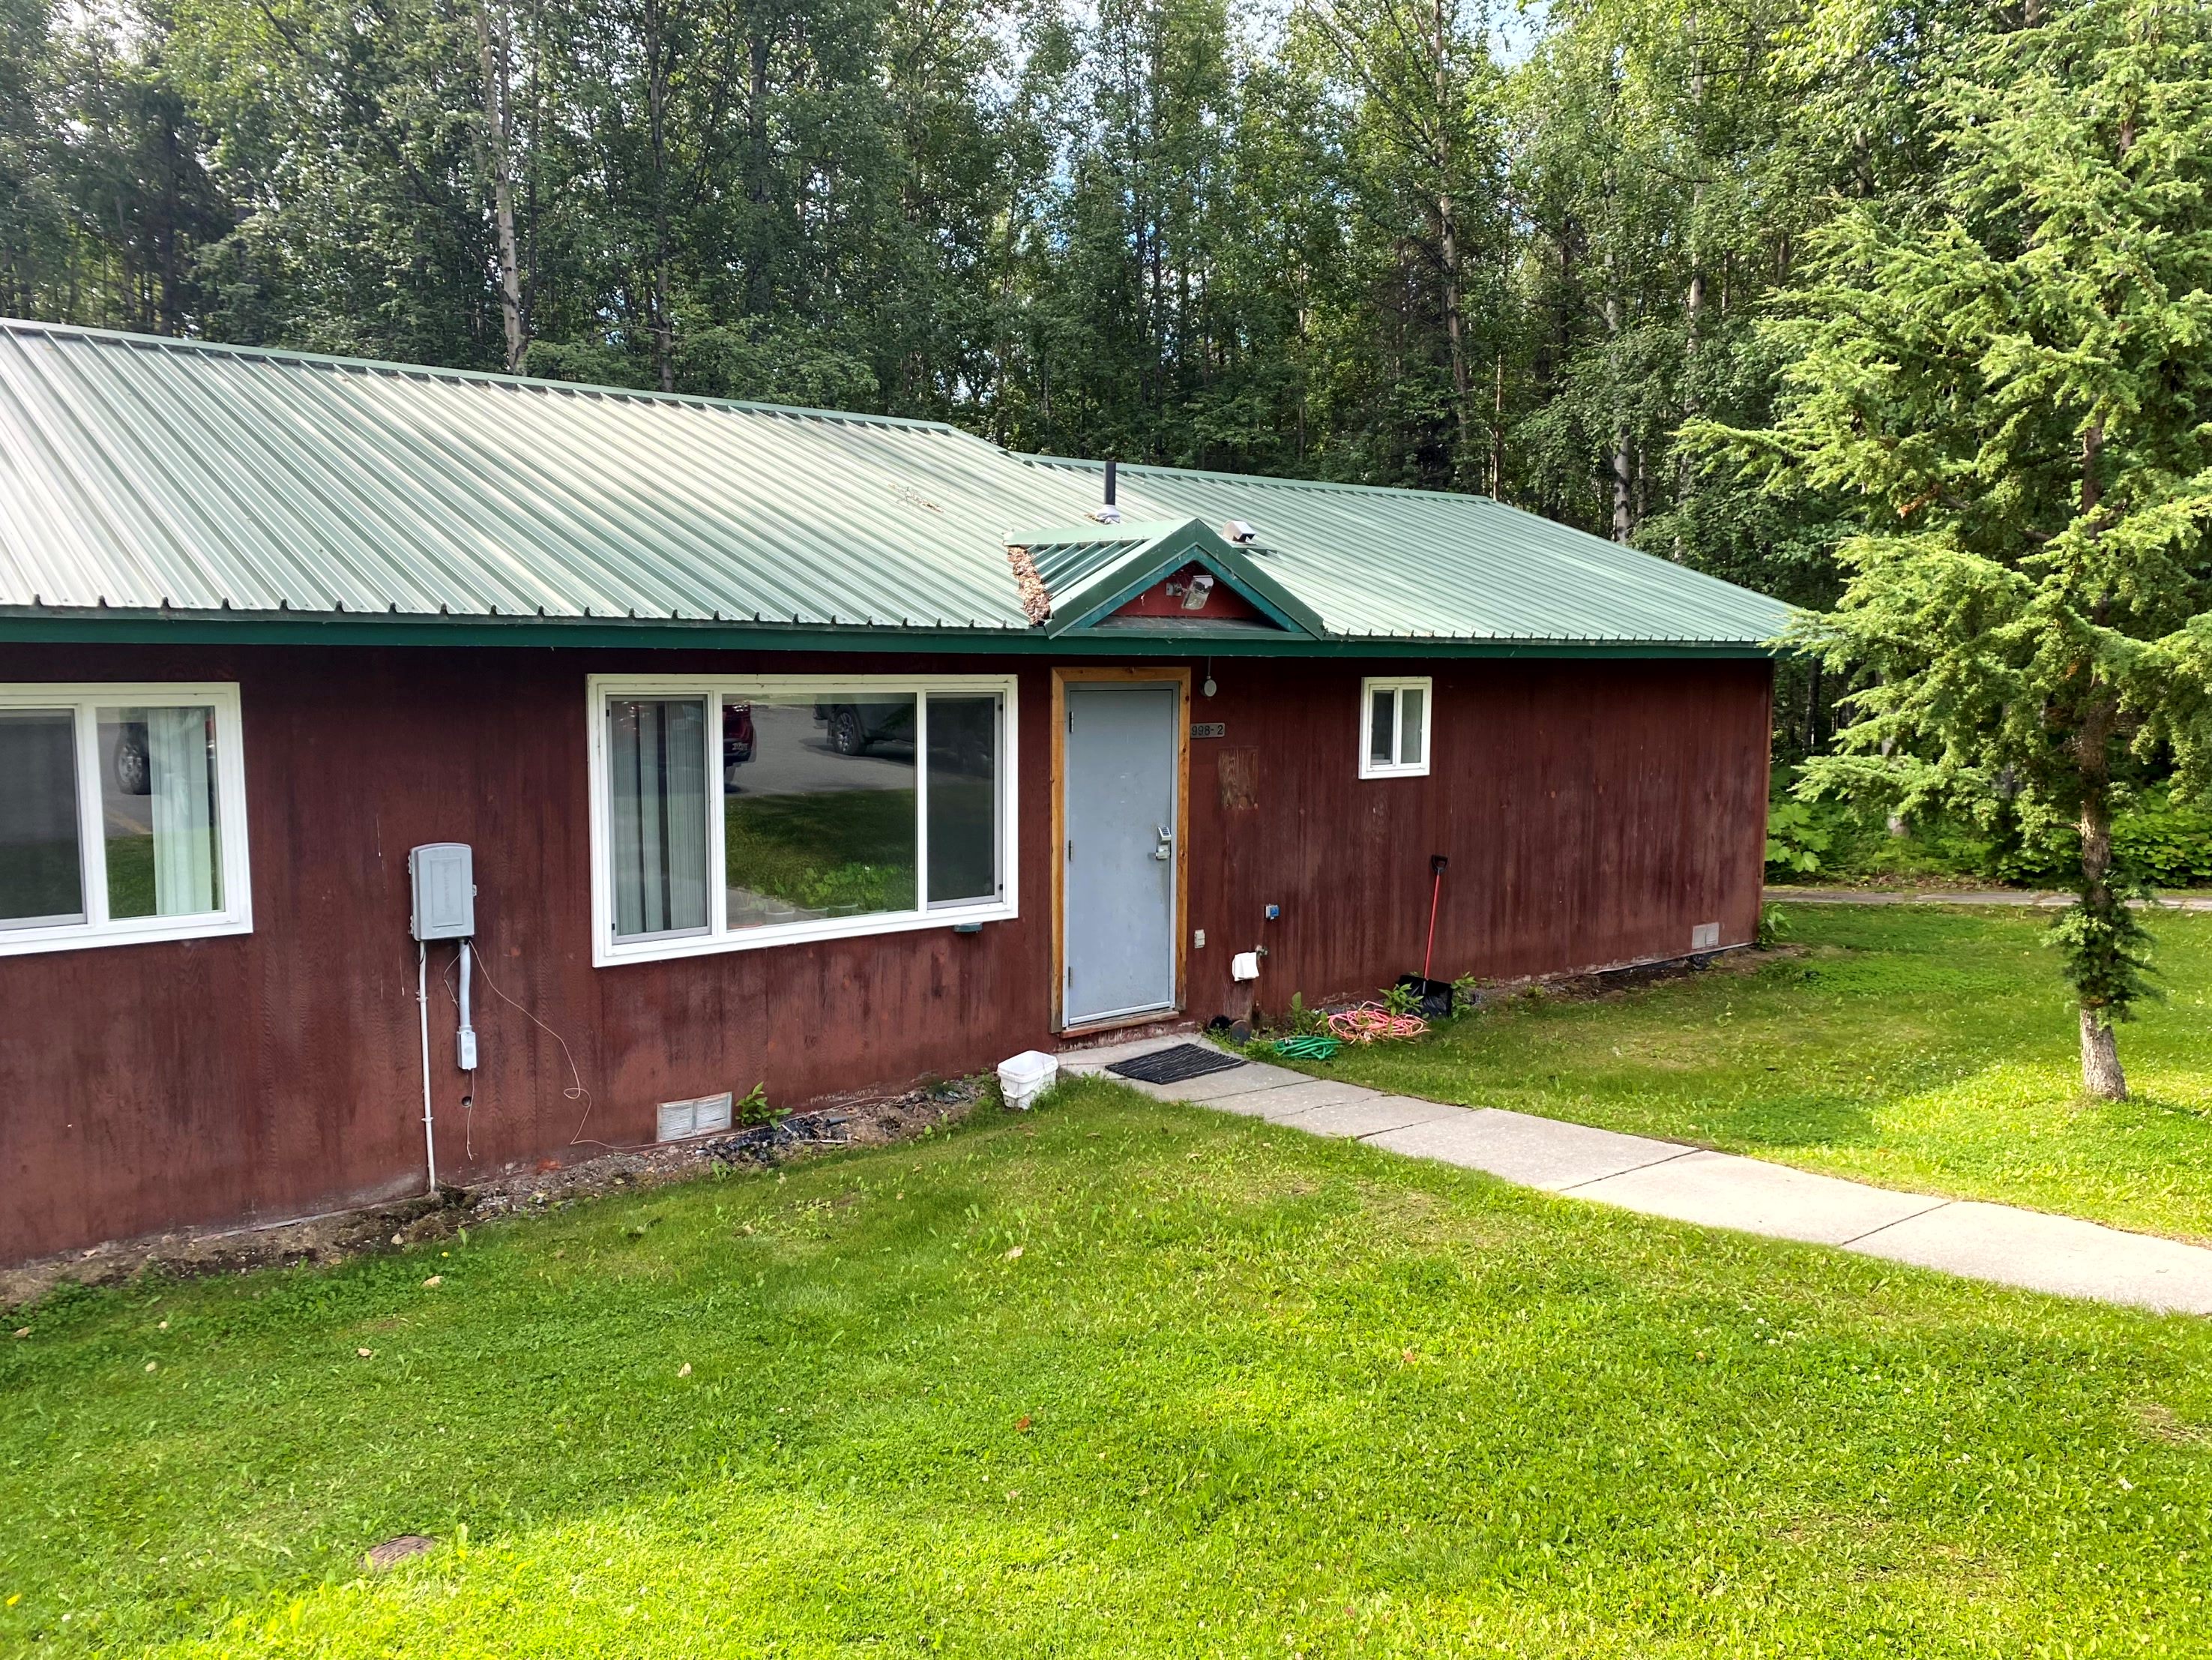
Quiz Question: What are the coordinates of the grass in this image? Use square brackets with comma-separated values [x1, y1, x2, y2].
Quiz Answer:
[7, 1081, 2212, 1656]
[1301, 905, 2212, 1243]
[725, 788, 917, 913]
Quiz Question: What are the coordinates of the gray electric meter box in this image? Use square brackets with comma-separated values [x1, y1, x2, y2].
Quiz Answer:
[409, 843, 476, 940]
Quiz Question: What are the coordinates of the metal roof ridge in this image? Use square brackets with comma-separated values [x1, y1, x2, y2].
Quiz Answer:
[1019, 451, 1524, 508]
[0, 318, 972, 436]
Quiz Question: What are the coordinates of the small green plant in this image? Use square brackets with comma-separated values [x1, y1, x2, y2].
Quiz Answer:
[1283, 993, 1325, 1038]
[736, 1082, 786, 1128]
[1765, 799, 1833, 876]
[1381, 981, 1417, 1018]
[1756, 903, 1788, 948]
[1450, 973, 1484, 1014]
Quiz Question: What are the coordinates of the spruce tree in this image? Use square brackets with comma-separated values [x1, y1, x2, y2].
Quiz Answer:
[1699, 0, 2212, 1097]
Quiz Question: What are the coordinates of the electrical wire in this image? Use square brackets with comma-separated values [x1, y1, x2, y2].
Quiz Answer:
[444, 944, 610, 1152]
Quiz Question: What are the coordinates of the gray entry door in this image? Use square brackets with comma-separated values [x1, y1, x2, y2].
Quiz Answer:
[1063, 682, 1180, 1025]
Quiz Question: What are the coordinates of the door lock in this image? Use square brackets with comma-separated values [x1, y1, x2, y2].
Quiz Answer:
[1153, 823, 1174, 862]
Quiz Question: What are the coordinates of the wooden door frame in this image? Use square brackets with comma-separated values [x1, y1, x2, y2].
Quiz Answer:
[1050, 665, 1192, 1034]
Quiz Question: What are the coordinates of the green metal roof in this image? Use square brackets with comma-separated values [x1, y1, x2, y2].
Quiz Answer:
[1022, 457, 1794, 647]
[0, 319, 1792, 654]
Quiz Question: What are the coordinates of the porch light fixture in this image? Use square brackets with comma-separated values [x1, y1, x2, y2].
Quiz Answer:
[1174, 573, 1217, 611]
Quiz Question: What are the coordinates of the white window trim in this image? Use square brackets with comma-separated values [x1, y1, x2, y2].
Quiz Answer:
[587, 673, 1019, 967]
[0, 682, 253, 957]
[1357, 676, 1432, 780]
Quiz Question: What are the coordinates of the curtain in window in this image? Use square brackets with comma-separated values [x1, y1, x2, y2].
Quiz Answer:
[146, 706, 219, 915]
[609, 698, 709, 938]
[1396, 686, 1425, 766]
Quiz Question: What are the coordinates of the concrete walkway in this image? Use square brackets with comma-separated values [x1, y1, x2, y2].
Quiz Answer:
[1766, 884, 2212, 911]
[1061, 1036, 2212, 1317]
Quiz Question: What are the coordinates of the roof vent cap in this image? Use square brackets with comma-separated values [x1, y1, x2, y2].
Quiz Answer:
[1224, 520, 1259, 543]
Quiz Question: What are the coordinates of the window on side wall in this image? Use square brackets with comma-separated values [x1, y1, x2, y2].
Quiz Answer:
[0, 684, 253, 956]
[588, 675, 1018, 965]
[1359, 676, 1432, 779]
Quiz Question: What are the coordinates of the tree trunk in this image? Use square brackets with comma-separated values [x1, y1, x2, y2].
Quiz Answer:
[2080, 1008, 2127, 1100]
[1432, 0, 1471, 480]
[647, 0, 673, 393]
[1604, 236, 1631, 542]
[746, 29, 771, 315]
[474, 0, 527, 372]
[1490, 350, 1504, 499]
[2075, 691, 2127, 1098]
[2073, 417, 2126, 1100]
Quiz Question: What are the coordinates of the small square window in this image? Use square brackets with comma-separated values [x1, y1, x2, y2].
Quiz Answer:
[1358, 677, 1432, 779]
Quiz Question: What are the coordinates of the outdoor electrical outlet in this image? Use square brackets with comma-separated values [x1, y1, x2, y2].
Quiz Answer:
[1193, 929, 1206, 948]
[1265, 903, 1281, 921]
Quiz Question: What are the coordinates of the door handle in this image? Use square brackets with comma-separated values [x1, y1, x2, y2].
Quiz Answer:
[1153, 823, 1174, 862]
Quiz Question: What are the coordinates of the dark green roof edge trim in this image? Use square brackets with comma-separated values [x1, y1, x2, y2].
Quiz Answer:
[0, 610, 1788, 658]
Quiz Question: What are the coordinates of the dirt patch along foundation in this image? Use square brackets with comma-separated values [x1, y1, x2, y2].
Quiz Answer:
[1, 1077, 986, 1310]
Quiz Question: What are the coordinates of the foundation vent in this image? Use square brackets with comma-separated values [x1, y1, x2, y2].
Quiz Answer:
[1690, 922, 1720, 951]
[657, 1091, 734, 1142]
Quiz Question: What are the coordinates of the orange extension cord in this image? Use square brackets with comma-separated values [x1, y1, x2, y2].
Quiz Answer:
[1326, 1003, 1428, 1044]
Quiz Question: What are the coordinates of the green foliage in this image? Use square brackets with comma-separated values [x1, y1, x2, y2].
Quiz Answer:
[1763, 799, 1833, 875]
[1699, 0, 2212, 1079]
[7, 1071, 2212, 1653]
[1379, 980, 1417, 1018]
[1281, 992, 1325, 1038]
[1772, 784, 2212, 890]
[734, 1082, 783, 1128]
[1755, 902, 1788, 948]
[2046, 887, 2160, 1020]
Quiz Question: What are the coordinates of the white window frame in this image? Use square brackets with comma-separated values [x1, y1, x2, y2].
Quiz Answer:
[587, 673, 1020, 966]
[0, 682, 253, 957]
[1358, 676, 1432, 780]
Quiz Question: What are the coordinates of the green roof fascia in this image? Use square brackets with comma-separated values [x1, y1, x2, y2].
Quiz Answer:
[1034, 519, 1326, 640]
[0, 607, 1788, 658]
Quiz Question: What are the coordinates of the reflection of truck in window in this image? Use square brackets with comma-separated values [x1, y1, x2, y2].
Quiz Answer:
[722, 701, 756, 785]
[110, 711, 217, 795]
[813, 700, 914, 757]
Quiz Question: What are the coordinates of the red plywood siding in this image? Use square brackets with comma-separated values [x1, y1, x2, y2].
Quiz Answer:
[0, 643, 1769, 1262]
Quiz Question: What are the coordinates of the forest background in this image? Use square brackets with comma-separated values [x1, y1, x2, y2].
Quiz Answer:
[4, 0, 2193, 882]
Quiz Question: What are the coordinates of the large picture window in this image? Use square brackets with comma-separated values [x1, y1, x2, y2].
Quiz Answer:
[588, 675, 1016, 963]
[0, 684, 252, 956]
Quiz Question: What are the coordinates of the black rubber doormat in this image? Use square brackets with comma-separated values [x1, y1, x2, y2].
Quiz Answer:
[1106, 1044, 1247, 1085]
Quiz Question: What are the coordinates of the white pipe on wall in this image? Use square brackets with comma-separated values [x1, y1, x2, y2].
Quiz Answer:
[416, 940, 438, 1194]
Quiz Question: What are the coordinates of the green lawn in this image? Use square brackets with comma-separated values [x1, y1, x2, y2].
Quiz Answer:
[1301, 906, 2212, 1243]
[6, 1081, 2212, 1656]
[726, 787, 918, 914]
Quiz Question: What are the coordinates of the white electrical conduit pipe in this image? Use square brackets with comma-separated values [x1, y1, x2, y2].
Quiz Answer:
[456, 939, 477, 1071]
[416, 940, 438, 1194]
